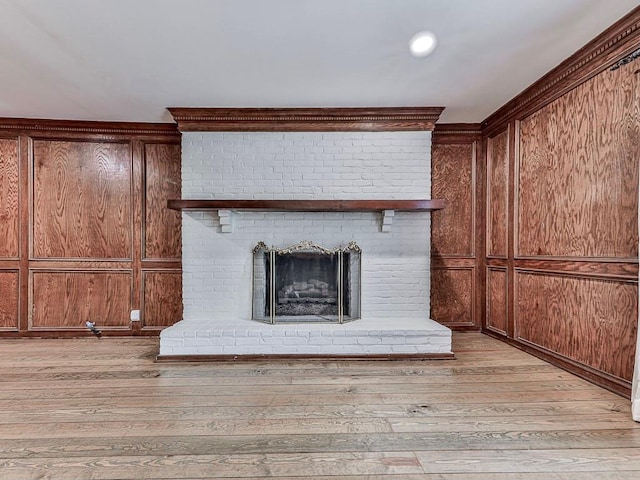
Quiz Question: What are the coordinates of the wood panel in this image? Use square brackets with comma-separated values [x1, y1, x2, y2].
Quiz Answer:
[0, 271, 19, 329]
[142, 271, 182, 328]
[0, 138, 19, 259]
[431, 143, 474, 257]
[487, 129, 509, 257]
[515, 271, 638, 381]
[144, 143, 181, 260]
[0, 120, 180, 337]
[518, 66, 639, 258]
[31, 271, 131, 329]
[486, 268, 507, 334]
[481, 9, 639, 396]
[431, 267, 474, 326]
[33, 140, 132, 259]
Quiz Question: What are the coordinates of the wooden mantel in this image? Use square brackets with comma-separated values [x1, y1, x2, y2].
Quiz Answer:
[168, 107, 445, 132]
[168, 199, 444, 233]
[167, 199, 445, 212]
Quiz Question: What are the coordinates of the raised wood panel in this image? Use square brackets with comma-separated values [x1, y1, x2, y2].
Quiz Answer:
[143, 271, 182, 328]
[0, 138, 19, 259]
[518, 66, 639, 258]
[31, 271, 131, 329]
[431, 267, 474, 326]
[0, 271, 19, 329]
[487, 129, 508, 257]
[515, 271, 638, 381]
[33, 140, 132, 259]
[486, 268, 507, 335]
[144, 143, 181, 259]
[431, 143, 474, 257]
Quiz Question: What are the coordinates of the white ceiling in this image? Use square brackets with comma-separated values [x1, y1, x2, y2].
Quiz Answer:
[0, 0, 637, 124]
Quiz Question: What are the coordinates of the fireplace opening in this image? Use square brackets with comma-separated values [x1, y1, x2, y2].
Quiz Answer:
[253, 241, 361, 323]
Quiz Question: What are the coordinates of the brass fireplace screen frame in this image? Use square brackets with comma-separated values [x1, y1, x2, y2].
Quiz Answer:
[252, 240, 362, 324]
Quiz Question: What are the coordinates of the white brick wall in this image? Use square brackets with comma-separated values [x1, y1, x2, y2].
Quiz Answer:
[182, 211, 431, 321]
[179, 131, 433, 324]
[183, 131, 431, 199]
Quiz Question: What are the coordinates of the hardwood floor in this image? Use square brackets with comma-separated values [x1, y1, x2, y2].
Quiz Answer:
[0, 332, 638, 479]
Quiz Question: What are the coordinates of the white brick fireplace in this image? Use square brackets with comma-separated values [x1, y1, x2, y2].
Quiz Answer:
[159, 117, 452, 358]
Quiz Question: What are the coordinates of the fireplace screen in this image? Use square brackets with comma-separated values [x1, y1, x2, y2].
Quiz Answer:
[252, 240, 361, 323]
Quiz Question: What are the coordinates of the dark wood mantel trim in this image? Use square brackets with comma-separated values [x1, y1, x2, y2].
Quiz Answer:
[167, 199, 445, 212]
[168, 107, 445, 132]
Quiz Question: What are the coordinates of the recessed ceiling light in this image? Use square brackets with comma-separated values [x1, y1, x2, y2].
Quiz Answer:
[409, 31, 437, 57]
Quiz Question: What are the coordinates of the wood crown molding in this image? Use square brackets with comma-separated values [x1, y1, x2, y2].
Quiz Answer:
[168, 107, 445, 132]
[482, 6, 640, 135]
[0, 117, 180, 136]
[433, 123, 482, 144]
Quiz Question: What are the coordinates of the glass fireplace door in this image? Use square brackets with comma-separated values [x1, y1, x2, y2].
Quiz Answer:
[252, 241, 361, 324]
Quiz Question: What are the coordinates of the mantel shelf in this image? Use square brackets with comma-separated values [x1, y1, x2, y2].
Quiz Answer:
[167, 199, 445, 212]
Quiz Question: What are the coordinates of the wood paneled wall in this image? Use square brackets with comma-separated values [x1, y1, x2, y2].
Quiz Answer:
[0, 120, 182, 336]
[0, 138, 19, 259]
[431, 125, 483, 330]
[0, 271, 19, 329]
[481, 7, 640, 397]
[33, 140, 132, 259]
[517, 66, 639, 258]
[486, 129, 508, 258]
[0, 137, 20, 330]
[515, 272, 637, 380]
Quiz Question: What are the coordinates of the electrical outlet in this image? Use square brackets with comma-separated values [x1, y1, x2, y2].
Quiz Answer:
[130, 309, 140, 321]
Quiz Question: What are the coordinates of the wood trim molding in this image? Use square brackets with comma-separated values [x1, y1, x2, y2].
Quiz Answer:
[482, 6, 640, 134]
[0, 118, 180, 136]
[156, 352, 455, 362]
[167, 199, 445, 212]
[431, 257, 476, 267]
[0, 330, 159, 338]
[514, 262, 639, 281]
[482, 329, 631, 398]
[432, 123, 482, 144]
[168, 107, 445, 132]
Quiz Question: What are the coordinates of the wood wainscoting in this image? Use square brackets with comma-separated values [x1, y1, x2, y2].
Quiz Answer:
[431, 124, 484, 330]
[480, 7, 640, 397]
[0, 119, 182, 336]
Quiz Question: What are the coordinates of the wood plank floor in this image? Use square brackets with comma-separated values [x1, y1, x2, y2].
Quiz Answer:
[0, 332, 638, 479]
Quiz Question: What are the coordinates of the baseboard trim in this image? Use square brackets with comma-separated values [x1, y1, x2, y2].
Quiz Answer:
[156, 352, 455, 362]
[482, 329, 631, 399]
